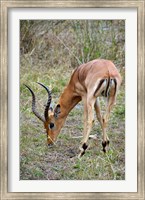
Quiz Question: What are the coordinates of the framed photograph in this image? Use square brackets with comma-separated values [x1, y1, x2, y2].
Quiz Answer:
[1, 0, 144, 199]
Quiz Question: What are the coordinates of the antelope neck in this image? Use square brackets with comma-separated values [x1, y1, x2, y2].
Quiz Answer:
[55, 85, 81, 133]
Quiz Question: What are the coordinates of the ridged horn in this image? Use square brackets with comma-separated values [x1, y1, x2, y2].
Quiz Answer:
[37, 82, 52, 121]
[24, 84, 45, 123]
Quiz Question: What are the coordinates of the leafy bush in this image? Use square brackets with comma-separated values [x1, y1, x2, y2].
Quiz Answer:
[20, 20, 125, 69]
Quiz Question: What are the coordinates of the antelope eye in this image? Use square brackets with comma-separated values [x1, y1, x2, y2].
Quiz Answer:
[49, 123, 55, 129]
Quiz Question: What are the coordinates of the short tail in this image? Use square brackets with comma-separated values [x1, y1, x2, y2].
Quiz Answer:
[94, 78, 117, 97]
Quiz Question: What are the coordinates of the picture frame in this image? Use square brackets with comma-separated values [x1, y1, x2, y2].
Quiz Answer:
[0, 0, 144, 199]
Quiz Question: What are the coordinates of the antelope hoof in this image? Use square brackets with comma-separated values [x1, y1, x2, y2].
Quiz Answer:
[48, 143, 53, 147]
[102, 140, 110, 153]
[82, 143, 88, 151]
[78, 143, 88, 158]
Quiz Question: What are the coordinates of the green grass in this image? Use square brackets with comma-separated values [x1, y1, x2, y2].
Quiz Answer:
[20, 61, 125, 180]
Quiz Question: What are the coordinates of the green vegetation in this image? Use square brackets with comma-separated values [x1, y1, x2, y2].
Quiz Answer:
[20, 20, 125, 180]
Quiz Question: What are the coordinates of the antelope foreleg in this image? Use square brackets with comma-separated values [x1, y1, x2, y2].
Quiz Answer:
[79, 98, 95, 157]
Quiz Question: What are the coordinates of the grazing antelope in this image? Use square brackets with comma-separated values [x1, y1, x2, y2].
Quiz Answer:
[25, 59, 122, 157]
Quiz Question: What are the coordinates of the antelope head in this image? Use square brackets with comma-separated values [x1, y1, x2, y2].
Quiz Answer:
[25, 82, 61, 146]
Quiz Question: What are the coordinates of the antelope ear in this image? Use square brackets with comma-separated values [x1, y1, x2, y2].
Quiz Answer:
[49, 107, 53, 112]
[54, 104, 61, 118]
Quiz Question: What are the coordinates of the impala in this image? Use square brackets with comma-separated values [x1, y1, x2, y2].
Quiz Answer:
[25, 59, 122, 157]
